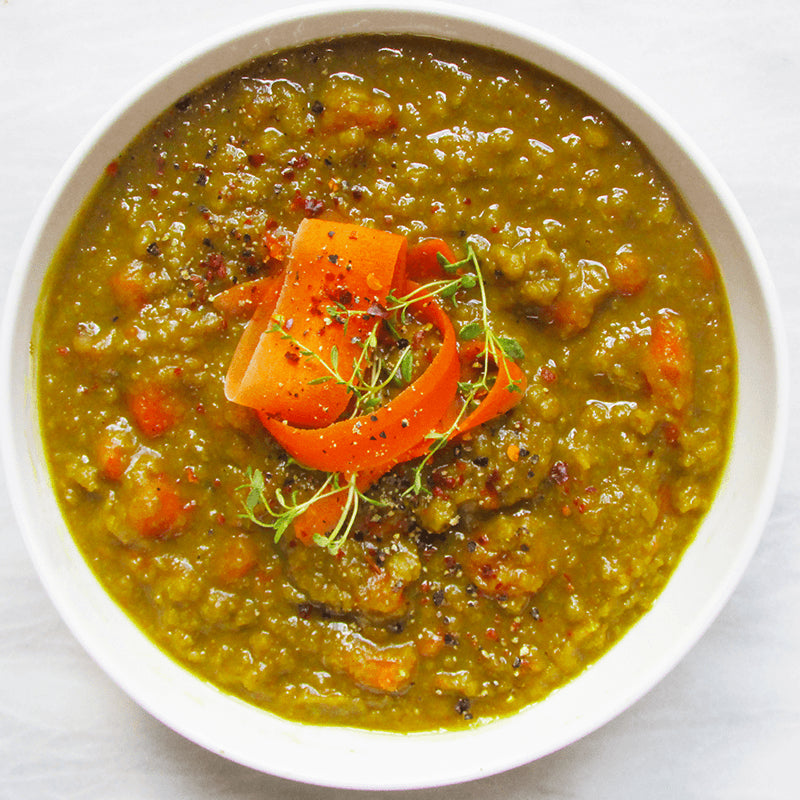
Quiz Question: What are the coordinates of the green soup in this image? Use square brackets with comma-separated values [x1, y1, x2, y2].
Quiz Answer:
[37, 35, 735, 731]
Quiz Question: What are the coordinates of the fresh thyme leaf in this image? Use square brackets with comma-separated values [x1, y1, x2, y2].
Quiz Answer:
[459, 321, 483, 340]
[245, 486, 261, 512]
[307, 376, 333, 385]
[250, 467, 265, 491]
[439, 282, 459, 299]
[330, 344, 339, 371]
[437, 251, 459, 272]
[400, 348, 413, 383]
[497, 336, 525, 361]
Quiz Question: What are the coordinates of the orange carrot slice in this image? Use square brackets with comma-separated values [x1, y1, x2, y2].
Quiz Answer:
[225, 218, 406, 427]
[260, 294, 459, 473]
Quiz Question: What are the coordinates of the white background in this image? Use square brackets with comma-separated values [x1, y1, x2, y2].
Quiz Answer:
[1, 0, 798, 797]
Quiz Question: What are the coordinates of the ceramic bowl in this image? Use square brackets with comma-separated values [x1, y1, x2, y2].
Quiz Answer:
[1, 1, 787, 790]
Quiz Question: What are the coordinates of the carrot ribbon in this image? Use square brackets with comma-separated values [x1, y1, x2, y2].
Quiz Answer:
[220, 225, 526, 543]
[224, 218, 406, 427]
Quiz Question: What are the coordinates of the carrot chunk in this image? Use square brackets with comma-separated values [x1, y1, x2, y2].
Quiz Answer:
[110, 263, 149, 311]
[327, 631, 417, 694]
[609, 247, 648, 295]
[643, 309, 694, 411]
[214, 534, 259, 583]
[95, 433, 131, 481]
[127, 474, 193, 539]
[127, 380, 182, 437]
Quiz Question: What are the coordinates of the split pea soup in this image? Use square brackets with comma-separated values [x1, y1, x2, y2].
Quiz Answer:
[37, 35, 735, 731]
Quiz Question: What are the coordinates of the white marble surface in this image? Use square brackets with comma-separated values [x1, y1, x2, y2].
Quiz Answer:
[1, 0, 798, 797]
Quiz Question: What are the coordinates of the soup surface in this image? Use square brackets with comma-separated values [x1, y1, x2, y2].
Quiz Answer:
[37, 35, 735, 731]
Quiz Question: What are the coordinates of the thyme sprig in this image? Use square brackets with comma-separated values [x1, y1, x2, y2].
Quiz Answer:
[241, 467, 388, 554]
[439, 244, 525, 362]
[398, 243, 525, 495]
[268, 315, 404, 416]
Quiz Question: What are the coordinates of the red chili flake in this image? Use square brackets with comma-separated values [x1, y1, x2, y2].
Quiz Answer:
[479, 563, 496, 579]
[105, 160, 119, 176]
[539, 365, 557, 384]
[196, 403, 205, 415]
[200, 252, 227, 280]
[215, 513, 225, 524]
[291, 153, 311, 170]
[550, 460, 569, 485]
[290, 191, 324, 217]
[484, 470, 501, 497]
[247, 153, 266, 167]
[184, 466, 199, 483]
[431, 470, 458, 490]
[56, 345, 70, 356]
[490, 225, 499, 233]
[485, 628, 499, 641]
[663, 422, 681, 446]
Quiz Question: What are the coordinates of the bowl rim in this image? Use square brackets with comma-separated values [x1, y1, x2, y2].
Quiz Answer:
[0, 0, 788, 790]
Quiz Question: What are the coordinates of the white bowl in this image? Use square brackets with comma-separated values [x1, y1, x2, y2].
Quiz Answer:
[0, 1, 787, 790]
